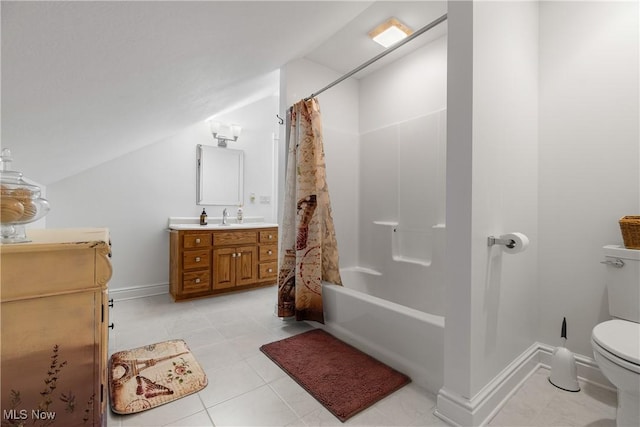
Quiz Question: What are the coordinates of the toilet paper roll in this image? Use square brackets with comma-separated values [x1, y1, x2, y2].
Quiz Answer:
[500, 232, 529, 254]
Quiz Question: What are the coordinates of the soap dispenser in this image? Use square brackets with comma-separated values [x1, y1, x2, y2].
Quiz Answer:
[237, 206, 243, 224]
[200, 209, 208, 226]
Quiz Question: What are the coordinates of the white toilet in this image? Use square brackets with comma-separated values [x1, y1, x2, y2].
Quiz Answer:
[591, 245, 640, 427]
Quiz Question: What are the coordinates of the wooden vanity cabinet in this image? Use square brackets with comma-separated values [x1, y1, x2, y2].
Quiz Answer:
[170, 227, 278, 301]
[0, 228, 112, 427]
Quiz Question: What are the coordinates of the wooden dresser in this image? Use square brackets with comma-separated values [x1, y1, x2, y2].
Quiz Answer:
[0, 228, 112, 427]
[169, 226, 278, 301]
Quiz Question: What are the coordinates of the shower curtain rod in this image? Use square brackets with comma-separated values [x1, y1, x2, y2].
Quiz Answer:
[304, 13, 448, 101]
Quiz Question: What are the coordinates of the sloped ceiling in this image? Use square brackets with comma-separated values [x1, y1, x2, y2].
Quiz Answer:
[1, 1, 446, 185]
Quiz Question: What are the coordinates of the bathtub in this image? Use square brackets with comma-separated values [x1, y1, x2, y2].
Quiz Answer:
[320, 270, 444, 394]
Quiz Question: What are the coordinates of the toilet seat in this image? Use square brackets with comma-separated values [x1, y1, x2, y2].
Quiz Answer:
[592, 319, 640, 374]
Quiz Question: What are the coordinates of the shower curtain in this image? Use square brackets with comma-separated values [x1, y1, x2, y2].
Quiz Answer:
[277, 98, 342, 323]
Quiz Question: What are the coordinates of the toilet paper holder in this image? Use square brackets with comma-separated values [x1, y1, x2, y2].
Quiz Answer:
[487, 236, 516, 248]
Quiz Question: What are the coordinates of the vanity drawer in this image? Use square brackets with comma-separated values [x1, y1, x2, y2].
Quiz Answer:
[214, 231, 256, 246]
[259, 262, 277, 280]
[259, 245, 278, 262]
[183, 233, 212, 249]
[259, 230, 278, 243]
[183, 249, 210, 270]
[182, 271, 210, 293]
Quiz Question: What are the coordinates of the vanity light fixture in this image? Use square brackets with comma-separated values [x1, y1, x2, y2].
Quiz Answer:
[368, 17, 413, 48]
[209, 121, 242, 147]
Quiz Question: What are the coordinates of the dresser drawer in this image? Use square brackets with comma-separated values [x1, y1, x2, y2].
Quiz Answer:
[183, 250, 210, 270]
[259, 230, 278, 243]
[182, 271, 210, 293]
[183, 233, 211, 249]
[259, 245, 278, 261]
[214, 231, 256, 246]
[259, 262, 277, 280]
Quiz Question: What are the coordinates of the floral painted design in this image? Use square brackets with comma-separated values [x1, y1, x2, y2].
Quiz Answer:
[166, 357, 192, 384]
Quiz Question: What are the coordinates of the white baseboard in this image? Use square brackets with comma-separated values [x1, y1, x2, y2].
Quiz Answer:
[108, 282, 169, 301]
[435, 342, 612, 426]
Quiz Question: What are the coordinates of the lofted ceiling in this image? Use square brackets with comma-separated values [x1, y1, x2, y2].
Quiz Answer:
[1, 1, 446, 185]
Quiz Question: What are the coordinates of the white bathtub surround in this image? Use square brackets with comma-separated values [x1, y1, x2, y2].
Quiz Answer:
[321, 278, 444, 394]
[358, 108, 447, 315]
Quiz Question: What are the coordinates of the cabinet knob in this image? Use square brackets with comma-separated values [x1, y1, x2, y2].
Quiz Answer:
[268, 234, 273, 239]
[195, 278, 201, 284]
[232, 253, 237, 258]
[195, 238, 201, 244]
[108, 323, 115, 330]
[237, 253, 241, 258]
[268, 268, 273, 273]
[267, 250, 273, 255]
[195, 257, 201, 262]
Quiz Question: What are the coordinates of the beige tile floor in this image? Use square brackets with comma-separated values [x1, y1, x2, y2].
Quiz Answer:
[106, 286, 617, 427]
[487, 369, 616, 427]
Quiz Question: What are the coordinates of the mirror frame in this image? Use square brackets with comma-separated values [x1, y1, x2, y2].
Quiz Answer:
[196, 144, 244, 206]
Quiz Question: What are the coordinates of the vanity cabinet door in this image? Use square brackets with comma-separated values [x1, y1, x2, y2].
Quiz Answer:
[213, 247, 236, 289]
[213, 246, 257, 289]
[235, 246, 257, 286]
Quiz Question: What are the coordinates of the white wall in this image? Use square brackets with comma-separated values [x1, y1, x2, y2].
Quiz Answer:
[439, 1, 539, 424]
[538, 1, 640, 358]
[280, 58, 360, 268]
[470, 0, 540, 396]
[440, 1, 638, 425]
[47, 95, 279, 292]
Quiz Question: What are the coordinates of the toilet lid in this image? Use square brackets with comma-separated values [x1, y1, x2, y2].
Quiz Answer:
[592, 320, 640, 366]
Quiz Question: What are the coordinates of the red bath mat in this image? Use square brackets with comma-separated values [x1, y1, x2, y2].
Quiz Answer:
[260, 329, 410, 422]
[109, 339, 207, 414]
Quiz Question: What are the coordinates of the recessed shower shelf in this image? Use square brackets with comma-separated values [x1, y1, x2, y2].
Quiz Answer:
[373, 221, 399, 227]
[391, 255, 431, 267]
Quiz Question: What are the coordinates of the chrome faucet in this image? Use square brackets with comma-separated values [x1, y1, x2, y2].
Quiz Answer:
[221, 208, 229, 225]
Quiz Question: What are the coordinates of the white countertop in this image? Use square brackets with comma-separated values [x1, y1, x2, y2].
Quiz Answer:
[169, 222, 278, 230]
[167, 216, 277, 231]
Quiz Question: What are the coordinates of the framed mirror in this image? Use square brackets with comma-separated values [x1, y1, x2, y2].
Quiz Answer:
[196, 144, 244, 205]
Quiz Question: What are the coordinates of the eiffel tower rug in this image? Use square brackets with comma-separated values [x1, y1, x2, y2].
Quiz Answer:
[109, 339, 207, 414]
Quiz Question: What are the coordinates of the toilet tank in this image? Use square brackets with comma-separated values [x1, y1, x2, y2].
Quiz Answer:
[603, 245, 640, 323]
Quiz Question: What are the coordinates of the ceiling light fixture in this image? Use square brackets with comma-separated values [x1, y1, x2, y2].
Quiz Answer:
[208, 121, 242, 148]
[368, 17, 413, 48]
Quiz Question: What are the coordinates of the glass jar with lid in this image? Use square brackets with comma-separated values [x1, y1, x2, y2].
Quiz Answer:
[0, 148, 50, 243]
